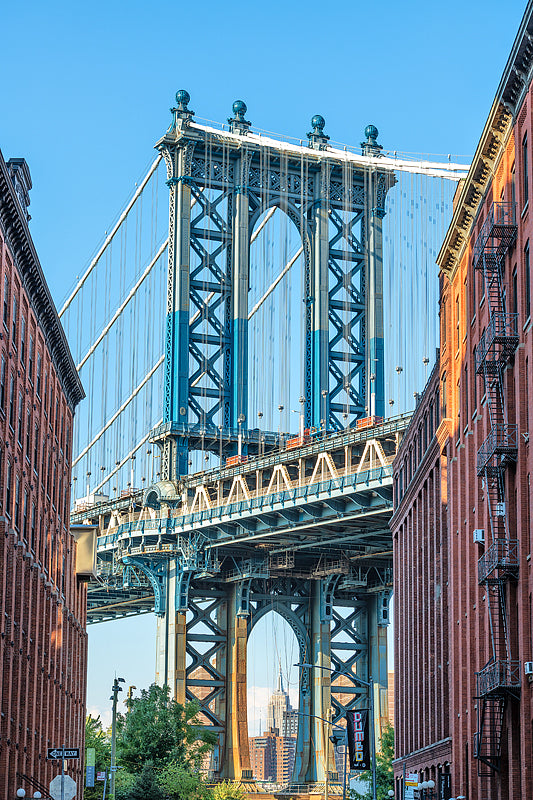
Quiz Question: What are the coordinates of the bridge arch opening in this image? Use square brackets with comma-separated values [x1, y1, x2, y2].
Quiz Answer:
[247, 609, 300, 782]
[248, 205, 305, 437]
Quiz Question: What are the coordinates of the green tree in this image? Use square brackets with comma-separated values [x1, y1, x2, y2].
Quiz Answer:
[351, 722, 394, 800]
[157, 761, 213, 800]
[121, 762, 165, 800]
[84, 714, 111, 800]
[116, 683, 216, 773]
[212, 781, 246, 800]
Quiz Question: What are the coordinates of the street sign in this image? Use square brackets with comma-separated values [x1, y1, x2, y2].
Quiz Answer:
[96, 771, 106, 781]
[47, 747, 80, 760]
[86, 748, 96, 787]
[49, 775, 77, 800]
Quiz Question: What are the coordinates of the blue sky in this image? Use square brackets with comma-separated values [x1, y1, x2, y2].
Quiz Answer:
[1, 0, 528, 730]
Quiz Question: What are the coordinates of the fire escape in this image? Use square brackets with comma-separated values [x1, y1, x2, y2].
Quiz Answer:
[473, 202, 520, 774]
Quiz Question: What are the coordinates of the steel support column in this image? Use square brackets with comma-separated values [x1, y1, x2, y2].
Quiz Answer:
[155, 559, 187, 704]
[311, 166, 331, 429]
[232, 158, 250, 432]
[366, 188, 385, 420]
[368, 591, 390, 741]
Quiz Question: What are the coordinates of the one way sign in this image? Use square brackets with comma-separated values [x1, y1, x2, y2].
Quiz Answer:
[47, 747, 80, 760]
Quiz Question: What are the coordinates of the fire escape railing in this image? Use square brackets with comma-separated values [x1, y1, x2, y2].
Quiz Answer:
[471, 201, 520, 776]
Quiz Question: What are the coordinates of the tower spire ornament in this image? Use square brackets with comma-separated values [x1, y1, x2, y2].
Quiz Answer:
[170, 89, 195, 130]
[361, 124, 383, 156]
[228, 100, 251, 134]
[307, 114, 330, 150]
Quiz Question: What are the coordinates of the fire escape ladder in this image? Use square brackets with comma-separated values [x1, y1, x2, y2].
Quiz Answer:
[472, 201, 519, 773]
[474, 695, 506, 775]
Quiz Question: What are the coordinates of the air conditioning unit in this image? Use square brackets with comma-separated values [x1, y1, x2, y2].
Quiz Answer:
[496, 502, 506, 517]
[525, 662, 533, 675]
[473, 529, 485, 545]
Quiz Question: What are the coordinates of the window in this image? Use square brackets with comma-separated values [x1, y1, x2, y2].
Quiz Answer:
[464, 364, 469, 421]
[17, 392, 23, 444]
[6, 461, 12, 516]
[441, 372, 447, 418]
[30, 503, 36, 551]
[473, 346, 478, 412]
[523, 132, 529, 207]
[0, 354, 5, 411]
[527, 359, 530, 431]
[14, 475, 20, 529]
[441, 300, 447, 347]
[65, 426, 70, 463]
[44, 373, 48, 414]
[20, 316, 26, 365]
[2, 275, 8, 327]
[22, 490, 28, 541]
[55, 397, 59, 436]
[28, 335, 34, 381]
[25, 407, 30, 456]
[33, 424, 39, 474]
[471, 271, 476, 319]
[456, 295, 460, 345]
[11, 296, 17, 346]
[526, 240, 531, 320]
[9, 374, 14, 429]
[36, 353, 42, 397]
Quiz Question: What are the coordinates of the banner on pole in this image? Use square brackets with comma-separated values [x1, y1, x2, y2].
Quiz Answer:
[346, 709, 370, 771]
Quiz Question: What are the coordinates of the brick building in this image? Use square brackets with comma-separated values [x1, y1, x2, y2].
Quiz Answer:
[0, 149, 86, 797]
[391, 361, 451, 794]
[392, 3, 533, 798]
[248, 731, 296, 783]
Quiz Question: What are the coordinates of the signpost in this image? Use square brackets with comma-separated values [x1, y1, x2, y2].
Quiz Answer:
[49, 775, 76, 800]
[86, 747, 96, 788]
[46, 747, 79, 800]
[47, 748, 79, 760]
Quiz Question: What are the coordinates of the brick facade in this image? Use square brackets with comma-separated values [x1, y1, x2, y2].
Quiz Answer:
[392, 4, 533, 798]
[0, 151, 85, 797]
[391, 363, 452, 793]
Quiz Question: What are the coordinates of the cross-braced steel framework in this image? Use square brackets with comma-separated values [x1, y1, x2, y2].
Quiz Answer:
[154, 93, 394, 480]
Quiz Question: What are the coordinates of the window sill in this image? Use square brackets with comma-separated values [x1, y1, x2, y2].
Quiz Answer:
[471, 314, 476, 326]
[523, 316, 531, 333]
[522, 200, 529, 219]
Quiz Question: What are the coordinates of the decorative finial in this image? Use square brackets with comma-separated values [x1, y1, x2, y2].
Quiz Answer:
[170, 89, 194, 128]
[228, 100, 251, 134]
[361, 124, 383, 156]
[307, 114, 330, 150]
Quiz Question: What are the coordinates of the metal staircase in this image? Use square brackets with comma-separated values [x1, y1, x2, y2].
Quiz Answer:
[472, 201, 520, 775]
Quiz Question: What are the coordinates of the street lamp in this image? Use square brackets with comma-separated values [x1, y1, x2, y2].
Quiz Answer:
[110, 676, 125, 800]
[295, 662, 377, 800]
[294, 709, 346, 800]
[237, 414, 245, 459]
[388, 791, 394, 799]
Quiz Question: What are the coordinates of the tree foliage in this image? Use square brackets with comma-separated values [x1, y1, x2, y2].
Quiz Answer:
[84, 714, 111, 800]
[211, 781, 247, 800]
[121, 762, 165, 800]
[116, 683, 216, 773]
[351, 722, 394, 800]
[157, 761, 213, 800]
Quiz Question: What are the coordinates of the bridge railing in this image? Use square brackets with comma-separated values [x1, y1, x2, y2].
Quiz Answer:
[97, 464, 393, 549]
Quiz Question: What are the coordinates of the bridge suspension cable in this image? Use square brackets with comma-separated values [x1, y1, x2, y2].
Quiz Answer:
[59, 154, 163, 318]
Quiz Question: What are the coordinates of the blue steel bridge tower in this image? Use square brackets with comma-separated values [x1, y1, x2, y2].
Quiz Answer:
[151, 92, 394, 480]
[84, 93, 400, 791]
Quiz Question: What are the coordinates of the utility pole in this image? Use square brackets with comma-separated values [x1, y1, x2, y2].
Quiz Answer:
[109, 676, 125, 800]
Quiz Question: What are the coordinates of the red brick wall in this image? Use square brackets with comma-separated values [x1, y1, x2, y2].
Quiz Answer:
[0, 225, 87, 795]
[391, 365, 452, 794]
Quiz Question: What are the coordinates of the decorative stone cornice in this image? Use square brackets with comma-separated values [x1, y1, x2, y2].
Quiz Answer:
[437, 1, 533, 280]
[0, 149, 84, 410]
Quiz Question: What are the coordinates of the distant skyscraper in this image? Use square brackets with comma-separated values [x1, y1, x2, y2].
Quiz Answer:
[266, 665, 298, 737]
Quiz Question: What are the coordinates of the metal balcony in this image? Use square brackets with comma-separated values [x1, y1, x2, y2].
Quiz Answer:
[477, 424, 518, 475]
[478, 538, 519, 583]
[476, 660, 521, 697]
[473, 202, 517, 267]
[475, 313, 519, 375]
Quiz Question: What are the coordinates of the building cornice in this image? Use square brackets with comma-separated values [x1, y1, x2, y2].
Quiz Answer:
[0, 150, 84, 410]
[437, 1, 533, 281]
